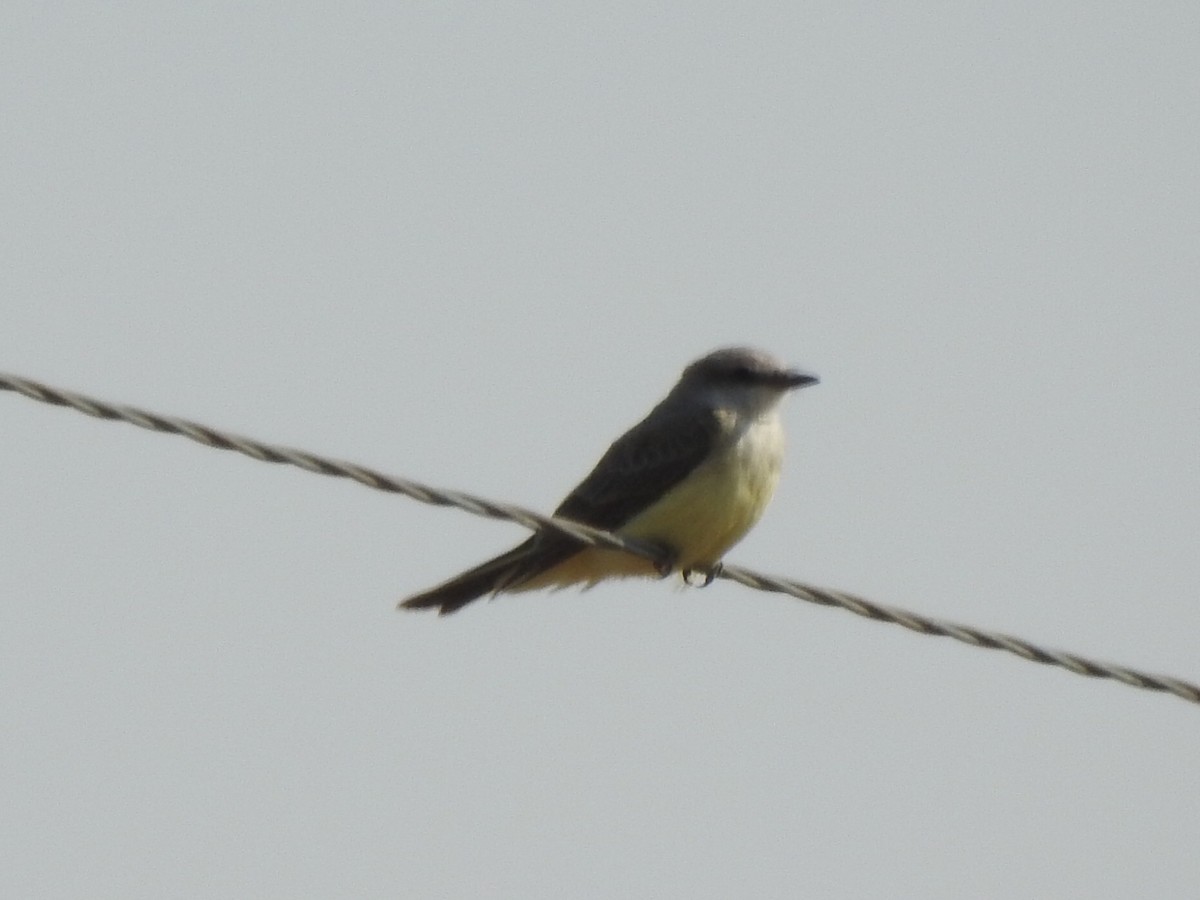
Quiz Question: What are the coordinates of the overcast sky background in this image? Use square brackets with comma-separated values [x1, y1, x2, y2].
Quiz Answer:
[3, 4, 1199, 898]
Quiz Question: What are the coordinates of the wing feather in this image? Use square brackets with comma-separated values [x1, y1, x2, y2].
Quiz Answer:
[553, 402, 723, 529]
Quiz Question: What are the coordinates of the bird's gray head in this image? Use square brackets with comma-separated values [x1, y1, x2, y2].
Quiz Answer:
[672, 347, 818, 416]
[679, 347, 818, 391]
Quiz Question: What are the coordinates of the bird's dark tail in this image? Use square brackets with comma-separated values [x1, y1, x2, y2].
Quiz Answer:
[400, 537, 574, 615]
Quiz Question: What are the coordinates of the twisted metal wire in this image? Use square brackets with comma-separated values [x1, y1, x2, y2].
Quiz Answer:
[4, 371, 1198, 708]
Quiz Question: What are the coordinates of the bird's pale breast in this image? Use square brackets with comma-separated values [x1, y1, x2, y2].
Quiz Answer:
[618, 410, 784, 569]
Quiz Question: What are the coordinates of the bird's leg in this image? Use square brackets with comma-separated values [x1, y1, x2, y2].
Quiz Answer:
[647, 542, 678, 579]
[681, 562, 724, 587]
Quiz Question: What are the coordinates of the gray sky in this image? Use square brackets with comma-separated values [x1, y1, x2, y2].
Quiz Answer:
[3, 3, 1199, 898]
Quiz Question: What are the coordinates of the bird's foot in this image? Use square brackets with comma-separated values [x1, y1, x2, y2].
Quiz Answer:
[648, 543, 678, 579]
[681, 562, 723, 587]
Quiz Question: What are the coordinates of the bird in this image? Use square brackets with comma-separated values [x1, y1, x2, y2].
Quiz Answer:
[400, 346, 818, 614]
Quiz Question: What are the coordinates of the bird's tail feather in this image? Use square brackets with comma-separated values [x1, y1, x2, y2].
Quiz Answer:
[400, 536, 575, 615]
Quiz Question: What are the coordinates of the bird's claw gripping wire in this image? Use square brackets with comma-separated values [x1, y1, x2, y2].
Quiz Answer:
[682, 562, 723, 587]
[644, 542, 722, 585]
[650, 543, 678, 580]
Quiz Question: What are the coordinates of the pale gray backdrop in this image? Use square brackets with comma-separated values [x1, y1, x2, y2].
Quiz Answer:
[3, 3, 1198, 898]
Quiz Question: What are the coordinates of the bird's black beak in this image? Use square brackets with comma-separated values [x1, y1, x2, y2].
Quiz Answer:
[781, 369, 819, 389]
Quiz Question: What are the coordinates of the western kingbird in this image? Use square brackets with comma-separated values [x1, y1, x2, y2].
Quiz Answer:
[401, 346, 817, 614]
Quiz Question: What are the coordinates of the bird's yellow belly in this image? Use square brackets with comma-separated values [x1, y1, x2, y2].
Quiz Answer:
[621, 435, 782, 569]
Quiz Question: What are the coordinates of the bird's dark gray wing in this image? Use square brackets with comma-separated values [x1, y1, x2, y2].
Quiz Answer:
[553, 402, 724, 530]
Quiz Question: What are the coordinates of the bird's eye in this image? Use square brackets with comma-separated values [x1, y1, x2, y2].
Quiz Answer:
[731, 365, 755, 381]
